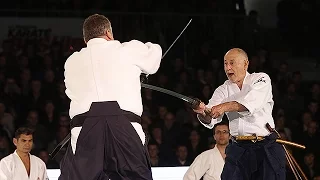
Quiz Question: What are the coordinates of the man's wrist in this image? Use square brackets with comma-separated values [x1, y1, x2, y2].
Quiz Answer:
[197, 114, 212, 124]
[221, 102, 229, 113]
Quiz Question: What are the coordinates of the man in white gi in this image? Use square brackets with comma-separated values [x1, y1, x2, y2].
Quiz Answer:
[193, 48, 286, 180]
[59, 14, 162, 180]
[183, 121, 230, 180]
[0, 127, 48, 180]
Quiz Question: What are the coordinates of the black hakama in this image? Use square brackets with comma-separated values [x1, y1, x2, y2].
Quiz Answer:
[59, 101, 152, 180]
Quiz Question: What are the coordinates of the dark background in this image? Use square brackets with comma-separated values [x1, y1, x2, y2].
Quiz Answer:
[0, 0, 319, 179]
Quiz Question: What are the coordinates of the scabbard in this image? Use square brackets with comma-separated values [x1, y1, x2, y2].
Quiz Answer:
[275, 139, 306, 149]
[49, 133, 71, 159]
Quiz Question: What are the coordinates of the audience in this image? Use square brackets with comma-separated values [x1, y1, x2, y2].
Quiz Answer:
[0, 1, 319, 178]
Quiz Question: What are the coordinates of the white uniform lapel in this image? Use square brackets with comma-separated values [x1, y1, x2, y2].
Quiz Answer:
[29, 154, 40, 180]
[13, 151, 29, 180]
[213, 146, 225, 166]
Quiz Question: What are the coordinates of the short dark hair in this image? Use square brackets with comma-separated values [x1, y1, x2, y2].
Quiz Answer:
[213, 120, 229, 134]
[83, 14, 112, 42]
[14, 127, 34, 139]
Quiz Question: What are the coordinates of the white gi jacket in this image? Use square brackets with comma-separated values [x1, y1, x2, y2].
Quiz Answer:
[64, 38, 162, 153]
[183, 146, 225, 180]
[0, 151, 48, 180]
[200, 72, 275, 136]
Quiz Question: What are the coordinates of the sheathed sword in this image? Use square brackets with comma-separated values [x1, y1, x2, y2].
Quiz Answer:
[266, 123, 307, 180]
[49, 133, 71, 159]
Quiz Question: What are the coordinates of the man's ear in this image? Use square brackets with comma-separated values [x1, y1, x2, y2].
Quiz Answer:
[244, 59, 249, 70]
[213, 134, 217, 141]
[13, 138, 17, 146]
[106, 30, 114, 40]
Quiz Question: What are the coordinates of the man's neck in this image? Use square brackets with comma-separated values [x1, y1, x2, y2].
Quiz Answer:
[16, 150, 31, 177]
[216, 144, 227, 158]
[236, 78, 245, 89]
[235, 73, 247, 89]
[216, 144, 227, 151]
[236, 82, 243, 89]
[16, 150, 30, 160]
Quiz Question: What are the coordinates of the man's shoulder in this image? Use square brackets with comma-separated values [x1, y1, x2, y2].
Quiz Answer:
[30, 155, 47, 167]
[121, 40, 159, 49]
[249, 72, 270, 78]
[198, 148, 216, 157]
[65, 50, 80, 61]
[121, 40, 145, 47]
[64, 49, 86, 69]
[0, 153, 14, 163]
[248, 72, 271, 84]
[220, 79, 232, 88]
[31, 154, 44, 162]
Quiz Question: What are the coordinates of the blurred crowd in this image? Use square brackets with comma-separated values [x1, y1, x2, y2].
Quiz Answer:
[0, 0, 320, 179]
[2, 0, 246, 14]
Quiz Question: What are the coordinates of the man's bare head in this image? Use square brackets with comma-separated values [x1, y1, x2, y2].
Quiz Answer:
[82, 14, 114, 43]
[224, 48, 249, 84]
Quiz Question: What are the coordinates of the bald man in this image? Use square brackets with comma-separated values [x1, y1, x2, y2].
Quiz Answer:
[194, 48, 286, 180]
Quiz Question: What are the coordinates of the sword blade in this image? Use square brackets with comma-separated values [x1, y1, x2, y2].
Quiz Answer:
[50, 83, 201, 159]
[141, 83, 199, 108]
[146, 18, 192, 78]
[161, 18, 192, 59]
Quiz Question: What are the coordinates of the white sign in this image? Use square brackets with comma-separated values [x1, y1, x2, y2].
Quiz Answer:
[47, 167, 189, 180]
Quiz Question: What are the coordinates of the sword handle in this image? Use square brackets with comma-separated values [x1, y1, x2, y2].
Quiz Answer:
[190, 98, 201, 109]
[196, 107, 213, 124]
[140, 73, 148, 83]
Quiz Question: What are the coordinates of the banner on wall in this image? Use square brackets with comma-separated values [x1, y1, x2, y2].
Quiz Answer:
[0, 17, 84, 40]
[7, 25, 52, 38]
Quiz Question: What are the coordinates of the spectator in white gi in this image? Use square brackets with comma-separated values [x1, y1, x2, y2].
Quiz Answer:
[184, 121, 230, 180]
[0, 127, 48, 180]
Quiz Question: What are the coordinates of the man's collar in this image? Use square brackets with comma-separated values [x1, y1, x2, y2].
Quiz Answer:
[245, 71, 250, 77]
[243, 71, 250, 84]
[86, 38, 109, 46]
[14, 150, 31, 156]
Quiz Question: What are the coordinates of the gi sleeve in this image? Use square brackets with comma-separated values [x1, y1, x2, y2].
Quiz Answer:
[234, 73, 273, 115]
[198, 85, 226, 129]
[183, 151, 211, 180]
[122, 40, 162, 74]
[0, 158, 12, 180]
[63, 53, 78, 102]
